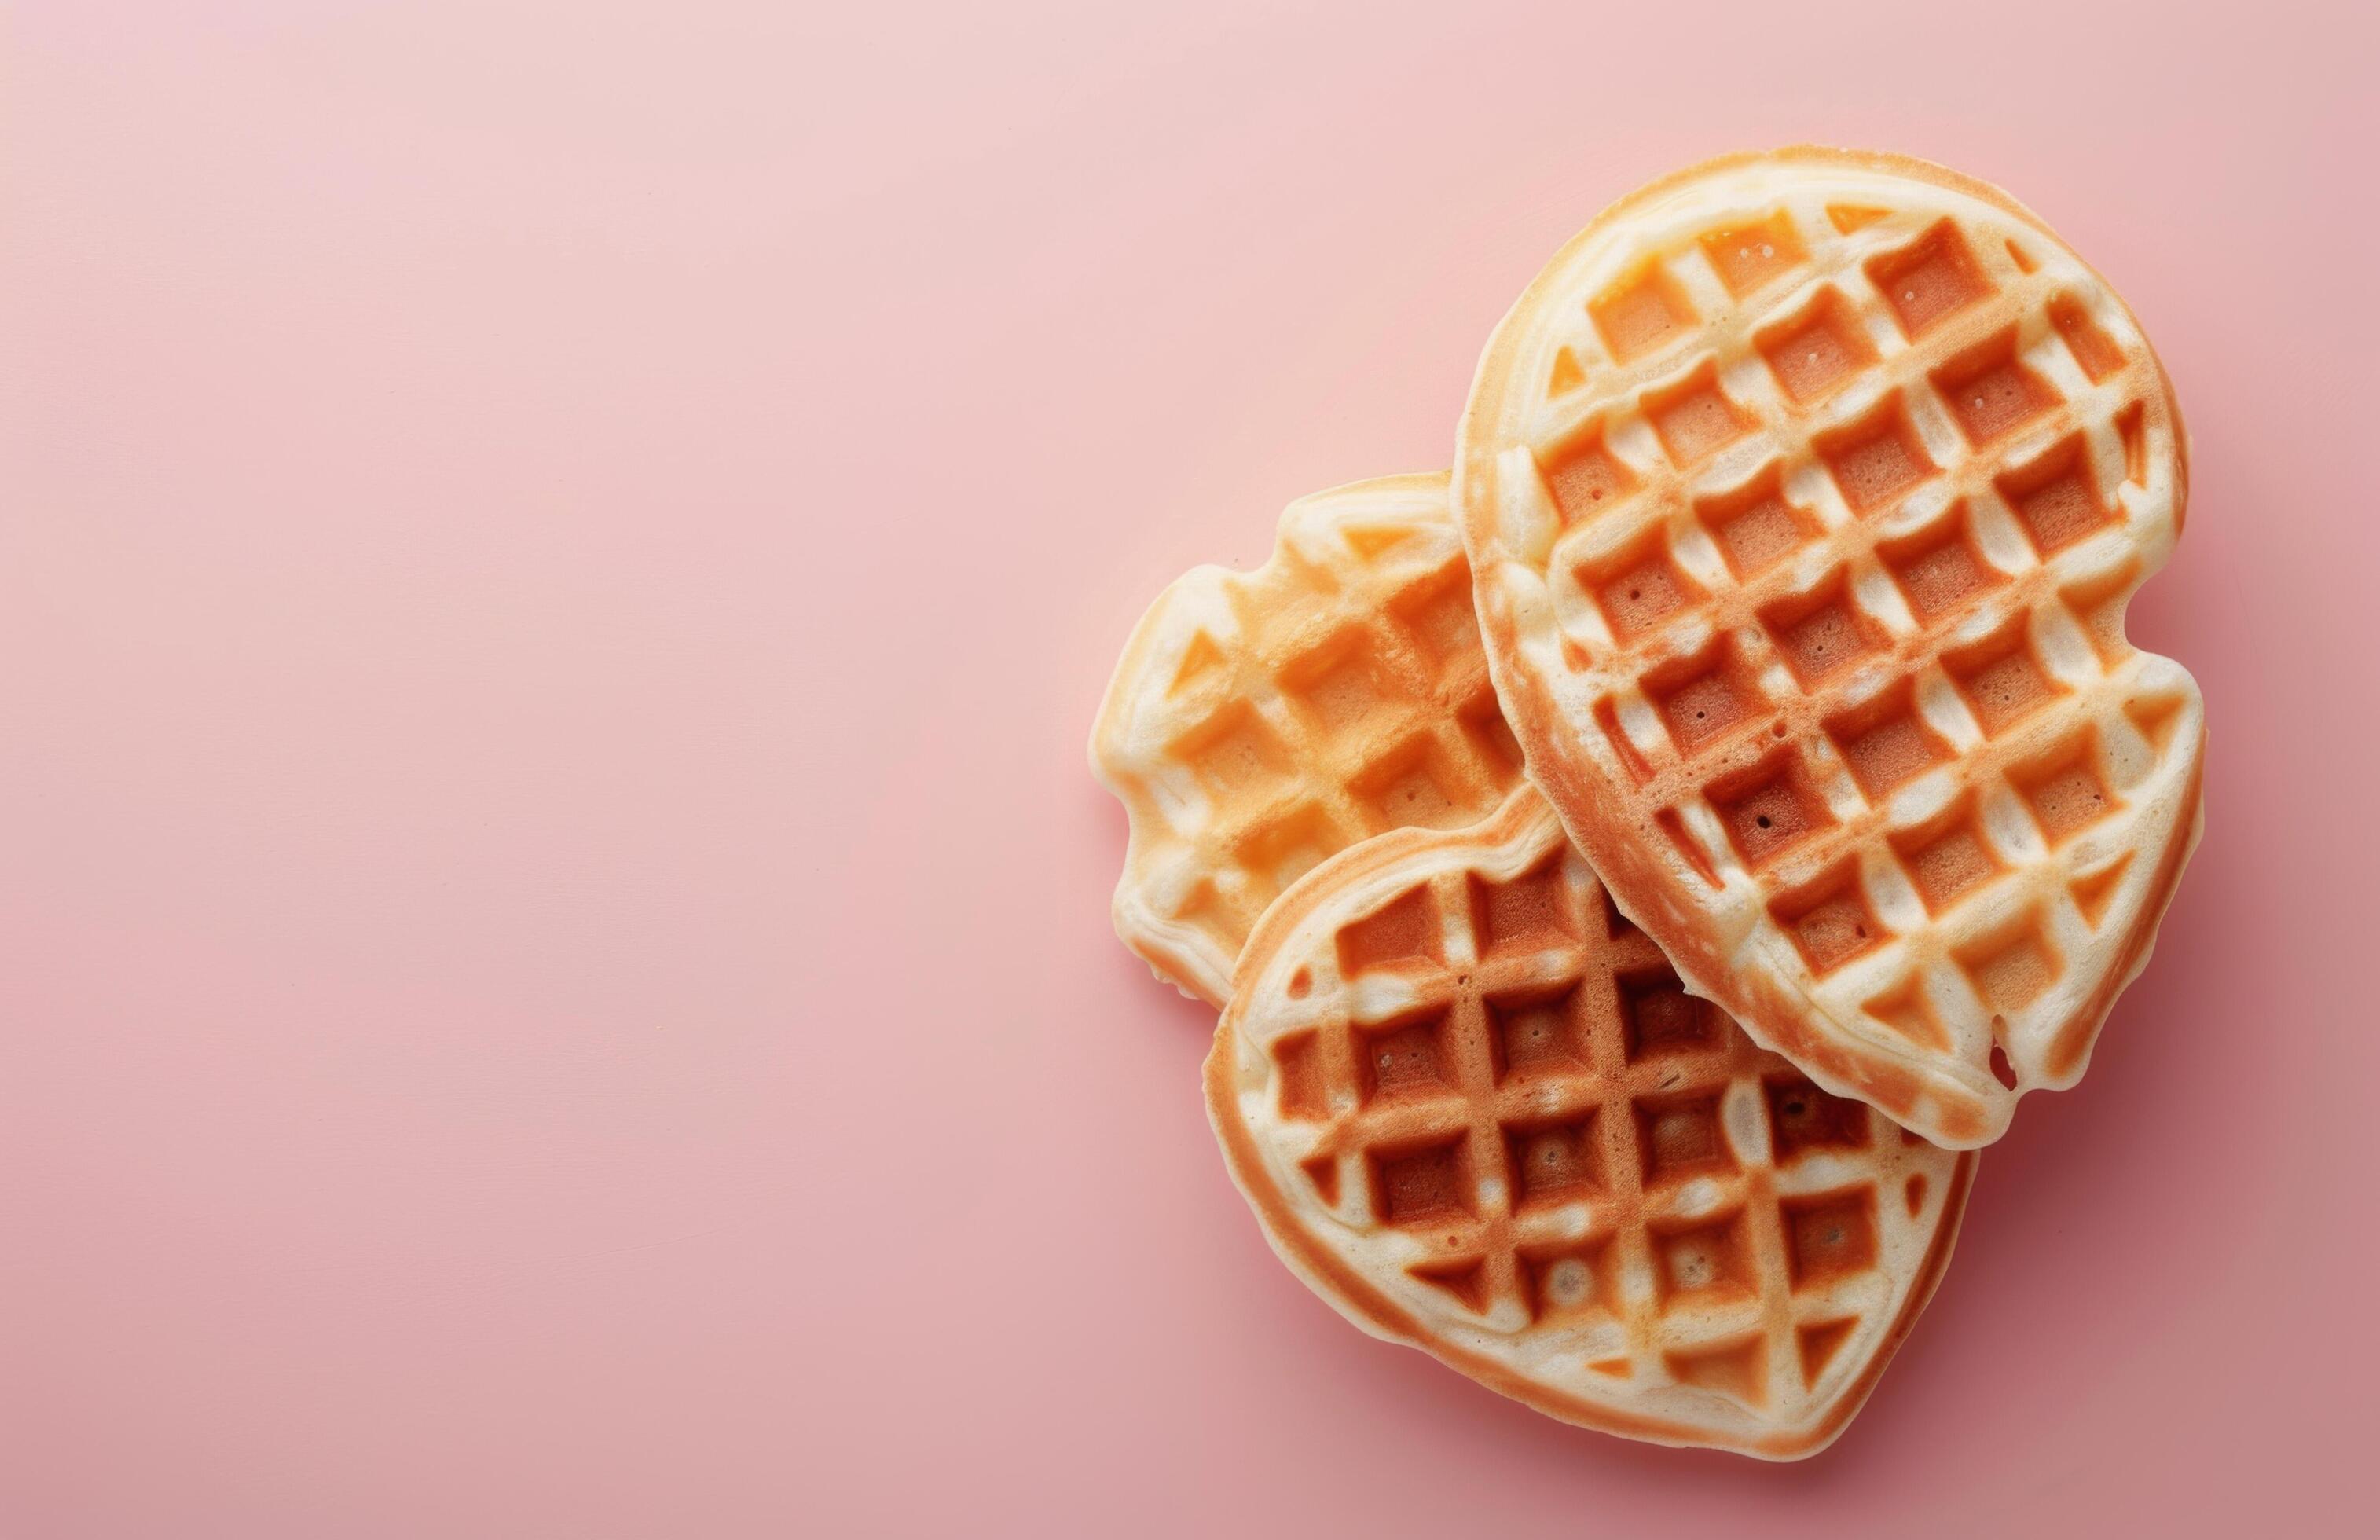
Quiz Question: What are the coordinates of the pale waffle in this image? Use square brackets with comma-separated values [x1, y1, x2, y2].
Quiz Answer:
[1454, 148, 2203, 1147]
[1091, 474, 1526, 1005]
[1208, 787, 1972, 1458]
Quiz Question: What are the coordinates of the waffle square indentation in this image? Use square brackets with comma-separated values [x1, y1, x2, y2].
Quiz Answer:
[1591, 263, 1697, 362]
[1866, 219, 1992, 339]
[1814, 393, 1938, 514]
[1756, 288, 1878, 406]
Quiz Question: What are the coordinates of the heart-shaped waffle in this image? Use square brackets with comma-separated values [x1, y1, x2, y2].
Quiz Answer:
[1091, 473, 1525, 1005]
[1208, 787, 1971, 1458]
[1454, 148, 2203, 1146]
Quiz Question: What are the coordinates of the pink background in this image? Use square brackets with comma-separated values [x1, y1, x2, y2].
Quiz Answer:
[4, 3, 2373, 1535]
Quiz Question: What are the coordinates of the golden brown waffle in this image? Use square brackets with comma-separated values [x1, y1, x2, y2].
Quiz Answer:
[1454, 148, 2202, 1146]
[1091, 474, 1525, 1005]
[1208, 788, 1971, 1458]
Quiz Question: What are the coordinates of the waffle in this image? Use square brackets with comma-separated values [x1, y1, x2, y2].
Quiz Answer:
[1452, 148, 2203, 1147]
[1091, 473, 1526, 1005]
[1208, 787, 1971, 1458]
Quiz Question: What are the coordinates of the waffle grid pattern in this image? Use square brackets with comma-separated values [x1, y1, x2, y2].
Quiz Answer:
[1093, 475, 1524, 1003]
[1216, 799, 1964, 1453]
[1465, 160, 2202, 1143]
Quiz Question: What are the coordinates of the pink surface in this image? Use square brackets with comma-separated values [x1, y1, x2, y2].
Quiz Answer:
[2, 3, 2372, 1535]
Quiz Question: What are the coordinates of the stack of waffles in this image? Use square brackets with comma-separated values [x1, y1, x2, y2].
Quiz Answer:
[1091, 147, 2202, 1459]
